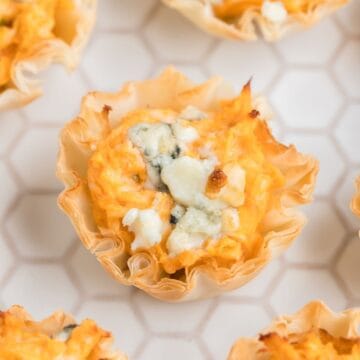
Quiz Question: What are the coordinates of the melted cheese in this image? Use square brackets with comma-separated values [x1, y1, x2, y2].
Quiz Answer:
[87, 85, 286, 273]
[0, 0, 75, 87]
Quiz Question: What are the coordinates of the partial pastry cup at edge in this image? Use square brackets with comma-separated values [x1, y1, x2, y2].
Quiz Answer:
[1, 305, 127, 359]
[0, 0, 96, 111]
[57, 67, 318, 302]
[352, 176, 360, 218]
[228, 301, 360, 359]
[162, 0, 349, 41]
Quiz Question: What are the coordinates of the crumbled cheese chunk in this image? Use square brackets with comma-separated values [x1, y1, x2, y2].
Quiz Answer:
[123, 208, 164, 251]
[54, 324, 77, 342]
[222, 208, 240, 233]
[170, 204, 186, 224]
[171, 122, 199, 145]
[167, 230, 204, 256]
[129, 122, 199, 189]
[129, 123, 176, 159]
[161, 156, 215, 208]
[167, 207, 222, 255]
[261, 1, 287, 23]
[218, 164, 246, 207]
[178, 105, 207, 121]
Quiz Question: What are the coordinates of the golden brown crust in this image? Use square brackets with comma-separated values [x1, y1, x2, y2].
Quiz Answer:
[228, 301, 360, 359]
[0, 0, 96, 111]
[2, 305, 127, 359]
[57, 67, 318, 302]
[162, 0, 349, 41]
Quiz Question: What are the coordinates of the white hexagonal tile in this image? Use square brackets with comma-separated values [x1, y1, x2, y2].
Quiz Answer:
[286, 202, 345, 264]
[335, 105, 360, 164]
[336, 1, 360, 36]
[208, 41, 279, 92]
[97, 0, 156, 30]
[83, 34, 153, 91]
[6, 194, 74, 259]
[225, 258, 281, 298]
[134, 292, 212, 333]
[0, 161, 17, 220]
[270, 269, 347, 315]
[0, 235, 14, 282]
[2, 264, 79, 318]
[202, 303, 270, 360]
[139, 338, 204, 360]
[10, 128, 61, 190]
[334, 40, 360, 98]
[0, 111, 24, 155]
[271, 70, 343, 129]
[77, 300, 144, 358]
[70, 245, 132, 297]
[145, 6, 213, 62]
[275, 18, 341, 64]
[284, 133, 345, 196]
[336, 169, 360, 231]
[336, 236, 360, 298]
[267, 118, 284, 141]
[22, 66, 88, 125]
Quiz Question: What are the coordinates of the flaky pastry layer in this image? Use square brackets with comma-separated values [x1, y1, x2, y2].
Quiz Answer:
[0, 0, 96, 111]
[57, 68, 318, 301]
[228, 301, 360, 359]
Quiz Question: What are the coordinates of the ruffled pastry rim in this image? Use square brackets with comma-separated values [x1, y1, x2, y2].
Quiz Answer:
[351, 176, 360, 219]
[228, 301, 360, 359]
[162, 0, 349, 41]
[57, 67, 318, 302]
[0, 0, 96, 111]
[3, 305, 127, 360]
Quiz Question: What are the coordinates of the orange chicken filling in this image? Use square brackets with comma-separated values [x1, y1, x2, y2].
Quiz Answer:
[0, 0, 76, 88]
[259, 330, 360, 359]
[213, 0, 337, 20]
[0, 309, 113, 359]
[87, 83, 286, 274]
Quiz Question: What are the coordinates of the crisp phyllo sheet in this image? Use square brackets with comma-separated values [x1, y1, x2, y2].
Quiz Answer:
[352, 176, 360, 238]
[228, 301, 360, 359]
[352, 176, 360, 218]
[57, 68, 318, 301]
[162, 0, 349, 41]
[0, 305, 126, 359]
[0, 0, 96, 111]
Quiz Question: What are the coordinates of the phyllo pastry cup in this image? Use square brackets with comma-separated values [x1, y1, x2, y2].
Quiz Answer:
[228, 301, 360, 359]
[57, 68, 318, 302]
[0, 305, 126, 359]
[352, 176, 360, 219]
[0, 0, 96, 111]
[162, 0, 349, 41]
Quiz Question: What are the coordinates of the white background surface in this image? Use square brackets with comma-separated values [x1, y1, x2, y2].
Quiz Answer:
[0, 1, 359, 359]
